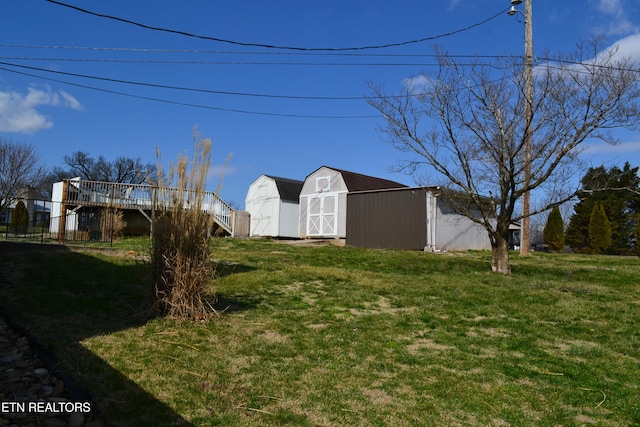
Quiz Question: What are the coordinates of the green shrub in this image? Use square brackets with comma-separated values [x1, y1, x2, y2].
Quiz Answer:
[588, 203, 612, 254]
[9, 200, 29, 233]
[543, 206, 564, 252]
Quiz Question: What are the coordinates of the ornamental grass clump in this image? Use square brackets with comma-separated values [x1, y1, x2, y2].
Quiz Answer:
[100, 208, 126, 242]
[149, 131, 216, 320]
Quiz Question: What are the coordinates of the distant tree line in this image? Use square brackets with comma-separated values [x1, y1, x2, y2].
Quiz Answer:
[544, 162, 640, 255]
[52, 150, 156, 185]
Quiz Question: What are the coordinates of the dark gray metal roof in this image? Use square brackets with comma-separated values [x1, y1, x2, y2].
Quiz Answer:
[327, 167, 407, 192]
[265, 175, 304, 202]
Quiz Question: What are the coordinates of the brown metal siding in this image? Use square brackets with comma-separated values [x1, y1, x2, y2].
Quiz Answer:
[346, 189, 427, 250]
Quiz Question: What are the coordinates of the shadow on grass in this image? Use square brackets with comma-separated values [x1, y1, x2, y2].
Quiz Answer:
[214, 261, 256, 279]
[0, 242, 205, 426]
[211, 262, 262, 313]
[210, 294, 263, 314]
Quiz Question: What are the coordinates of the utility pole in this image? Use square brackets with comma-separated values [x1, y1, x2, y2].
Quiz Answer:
[508, 0, 533, 255]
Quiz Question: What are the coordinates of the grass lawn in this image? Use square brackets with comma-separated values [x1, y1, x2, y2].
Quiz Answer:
[0, 238, 638, 426]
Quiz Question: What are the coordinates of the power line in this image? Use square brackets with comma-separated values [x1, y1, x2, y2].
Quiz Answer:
[7, 44, 636, 73]
[0, 43, 520, 60]
[45, 0, 509, 52]
[0, 57, 528, 103]
[4, 44, 638, 74]
[0, 60, 366, 100]
[0, 55, 484, 67]
[0, 65, 379, 119]
[2, 55, 635, 107]
[3, 54, 637, 73]
[0, 59, 527, 117]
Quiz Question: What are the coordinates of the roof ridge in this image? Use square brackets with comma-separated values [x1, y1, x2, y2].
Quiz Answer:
[321, 166, 407, 192]
[265, 174, 304, 184]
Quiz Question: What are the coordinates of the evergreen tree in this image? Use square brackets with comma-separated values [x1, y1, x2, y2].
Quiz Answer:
[9, 200, 29, 233]
[543, 206, 565, 252]
[566, 162, 640, 254]
[588, 203, 612, 254]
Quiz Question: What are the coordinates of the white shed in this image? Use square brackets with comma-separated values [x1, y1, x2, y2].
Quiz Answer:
[245, 175, 303, 238]
[299, 166, 407, 239]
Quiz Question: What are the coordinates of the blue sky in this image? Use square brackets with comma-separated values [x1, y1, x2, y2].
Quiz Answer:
[1, 0, 640, 208]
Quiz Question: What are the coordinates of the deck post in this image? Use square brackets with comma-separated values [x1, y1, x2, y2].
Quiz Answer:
[150, 186, 157, 240]
[58, 180, 67, 243]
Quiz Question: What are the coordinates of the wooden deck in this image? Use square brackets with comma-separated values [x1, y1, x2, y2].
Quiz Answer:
[61, 179, 234, 234]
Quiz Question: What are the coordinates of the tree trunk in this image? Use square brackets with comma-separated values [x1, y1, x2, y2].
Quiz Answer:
[491, 234, 511, 274]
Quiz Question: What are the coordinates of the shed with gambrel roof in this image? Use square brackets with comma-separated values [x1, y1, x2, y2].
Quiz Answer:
[299, 166, 407, 239]
[245, 175, 304, 238]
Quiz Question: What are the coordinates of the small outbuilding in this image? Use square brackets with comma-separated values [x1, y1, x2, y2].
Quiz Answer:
[245, 175, 304, 238]
[299, 166, 407, 239]
[346, 187, 500, 251]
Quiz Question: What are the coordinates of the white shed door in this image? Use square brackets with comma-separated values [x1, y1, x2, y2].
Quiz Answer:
[307, 194, 337, 236]
[251, 198, 273, 236]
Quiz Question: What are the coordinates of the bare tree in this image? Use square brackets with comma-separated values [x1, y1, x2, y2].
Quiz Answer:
[367, 38, 640, 274]
[0, 138, 47, 222]
[60, 151, 156, 184]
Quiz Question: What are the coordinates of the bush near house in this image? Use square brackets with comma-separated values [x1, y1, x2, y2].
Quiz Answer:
[9, 200, 29, 233]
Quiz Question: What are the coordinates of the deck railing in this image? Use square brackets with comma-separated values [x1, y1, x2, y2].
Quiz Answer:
[62, 179, 233, 233]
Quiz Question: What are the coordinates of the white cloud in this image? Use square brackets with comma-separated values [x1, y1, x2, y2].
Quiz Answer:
[548, 33, 640, 76]
[403, 74, 435, 96]
[60, 90, 83, 110]
[582, 140, 640, 154]
[597, 0, 622, 14]
[0, 86, 83, 134]
[592, 0, 639, 35]
[209, 164, 238, 177]
[447, 0, 460, 11]
[605, 33, 640, 63]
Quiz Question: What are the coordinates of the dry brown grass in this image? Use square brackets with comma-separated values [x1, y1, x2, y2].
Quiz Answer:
[99, 207, 126, 242]
[148, 129, 217, 320]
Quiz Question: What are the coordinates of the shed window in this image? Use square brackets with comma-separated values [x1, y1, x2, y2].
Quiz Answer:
[315, 176, 331, 193]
